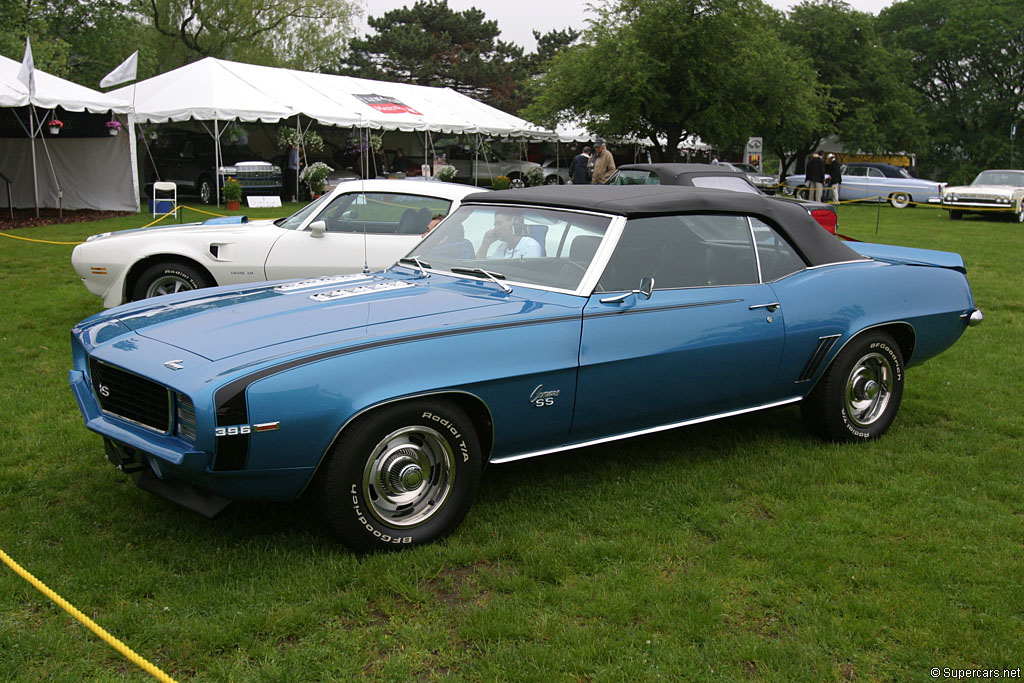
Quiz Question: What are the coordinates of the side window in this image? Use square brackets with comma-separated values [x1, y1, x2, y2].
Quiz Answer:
[868, 168, 884, 178]
[316, 193, 453, 234]
[607, 170, 657, 186]
[751, 218, 806, 281]
[598, 214, 759, 292]
[846, 166, 866, 177]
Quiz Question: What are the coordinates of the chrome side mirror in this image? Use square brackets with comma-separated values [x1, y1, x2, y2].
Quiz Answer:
[600, 277, 655, 304]
[309, 220, 326, 238]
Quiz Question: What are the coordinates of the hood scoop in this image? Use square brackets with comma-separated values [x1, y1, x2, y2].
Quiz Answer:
[309, 280, 415, 302]
[274, 274, 374, 293]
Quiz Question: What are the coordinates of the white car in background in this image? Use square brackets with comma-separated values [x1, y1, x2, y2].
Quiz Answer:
[72, 179, 483, 307]
[940, 169, 1024, 222]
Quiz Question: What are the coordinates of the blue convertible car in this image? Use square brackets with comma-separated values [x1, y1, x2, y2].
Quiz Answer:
[70, 186, 982, 551]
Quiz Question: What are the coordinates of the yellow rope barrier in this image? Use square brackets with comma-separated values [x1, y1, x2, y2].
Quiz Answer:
[0, 547, 178, 682]
[0, 231, 82, 245]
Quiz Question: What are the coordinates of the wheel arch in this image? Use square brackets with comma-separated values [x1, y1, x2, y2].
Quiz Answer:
[309, 390, 495, 488]
[124, 253, 218, 303]
[807, 321, 916, 395]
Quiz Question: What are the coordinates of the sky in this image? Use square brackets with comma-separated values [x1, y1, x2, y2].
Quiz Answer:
[355, 0, 896, 52]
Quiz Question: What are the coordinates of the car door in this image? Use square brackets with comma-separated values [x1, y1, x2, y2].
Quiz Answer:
[840, 165, 870, 201]
[264, 190, 454, 280]
[570, 214, 788, 442]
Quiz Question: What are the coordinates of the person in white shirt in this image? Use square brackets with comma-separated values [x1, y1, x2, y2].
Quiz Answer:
[477, 211, 542, 259]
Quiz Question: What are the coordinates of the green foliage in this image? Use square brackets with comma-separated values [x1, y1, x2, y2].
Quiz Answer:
[277, 127, 325, 153]
[878, 0, 1024, 182]
[434, 164, 458, 181]
[525, 166, 545, 187]
[336, 0, 527, 112]
[491, 175, 511, 190]
[781, 0, 928, 172]
[221, 178, 242, 202]
[524, 0, 814, 161]
[141, 0, 357, 71]
[300, 161, 333, 194]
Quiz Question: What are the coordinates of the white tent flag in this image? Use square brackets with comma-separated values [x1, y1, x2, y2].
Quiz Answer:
[100, 51, 138, 89]
[17, 37, 35, 97]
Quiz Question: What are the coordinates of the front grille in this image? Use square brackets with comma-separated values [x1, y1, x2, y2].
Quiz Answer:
[89, 358, 171, 433]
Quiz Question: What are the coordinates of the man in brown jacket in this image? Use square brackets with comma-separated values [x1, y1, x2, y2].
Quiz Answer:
[591, 138, 616, 184]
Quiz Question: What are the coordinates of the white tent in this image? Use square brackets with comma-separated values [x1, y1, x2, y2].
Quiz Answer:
[1, 54, 138, 213]
[113, 57, 553, 137]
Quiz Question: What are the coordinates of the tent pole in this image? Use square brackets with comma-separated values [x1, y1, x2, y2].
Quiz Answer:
[214, 120, 221, 206]
[29, 106, 39, 218]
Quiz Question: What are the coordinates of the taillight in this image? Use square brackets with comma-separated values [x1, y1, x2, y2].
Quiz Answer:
[810, 209, 837, 235]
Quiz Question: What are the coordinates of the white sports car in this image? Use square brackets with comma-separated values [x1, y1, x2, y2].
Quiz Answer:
[73, 179, 483, 307]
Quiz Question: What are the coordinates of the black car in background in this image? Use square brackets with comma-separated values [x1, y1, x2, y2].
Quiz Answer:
[144, 129, 283, 204]
[606, 163, 839, 235]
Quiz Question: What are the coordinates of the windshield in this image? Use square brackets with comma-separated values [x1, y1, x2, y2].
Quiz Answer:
[406, 205, 612, 291]
[274, 193, 331, 229]
[974, 170, 1024, 187]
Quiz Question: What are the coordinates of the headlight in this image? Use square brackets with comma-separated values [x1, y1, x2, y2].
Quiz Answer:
[272, 165, 282, 175]
[998, 197, 1011, 204]
[175, 392, 196, 442]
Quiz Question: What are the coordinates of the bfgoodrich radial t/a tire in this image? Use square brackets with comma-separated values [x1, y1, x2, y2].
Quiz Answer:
[801, 332, 905, 442]
[317, 399, 483, 552]
[131, 261, 213, 301]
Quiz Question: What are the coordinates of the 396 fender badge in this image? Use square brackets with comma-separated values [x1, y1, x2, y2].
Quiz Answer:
[164, 360, 185, 371]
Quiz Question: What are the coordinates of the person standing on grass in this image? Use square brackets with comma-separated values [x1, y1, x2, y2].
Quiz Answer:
[806, 150, 826, 202]
[591, 138, 616, 184]
[825, 154, 842, 204]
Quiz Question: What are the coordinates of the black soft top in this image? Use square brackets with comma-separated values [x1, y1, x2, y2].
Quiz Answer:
[463, 185, 861, 267]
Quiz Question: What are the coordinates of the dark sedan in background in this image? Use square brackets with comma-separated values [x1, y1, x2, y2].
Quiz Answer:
[606, 163, 839, 235]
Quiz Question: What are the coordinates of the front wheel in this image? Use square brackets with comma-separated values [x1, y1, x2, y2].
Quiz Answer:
[890, 192, 911, 209]
[801, 332, 905, 442]
[130, 261, 213, 301]
[317, 399, 483, 552]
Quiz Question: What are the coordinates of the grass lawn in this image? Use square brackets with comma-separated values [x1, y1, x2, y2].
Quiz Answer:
[1, 201, 1021, 681]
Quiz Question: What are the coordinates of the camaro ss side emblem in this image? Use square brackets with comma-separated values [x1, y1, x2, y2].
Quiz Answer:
[164, 360, 185, 371]
[529, 385, 560, 408]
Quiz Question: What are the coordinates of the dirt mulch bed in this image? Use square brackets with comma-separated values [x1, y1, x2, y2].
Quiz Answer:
[1, 208, 134, 231]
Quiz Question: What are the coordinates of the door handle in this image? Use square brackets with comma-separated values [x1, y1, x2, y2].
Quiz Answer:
[749, 302, 780, 312]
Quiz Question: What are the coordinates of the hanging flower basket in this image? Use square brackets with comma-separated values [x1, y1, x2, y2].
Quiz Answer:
[106, 120, 122, 136]
[49, 119, 64, 135]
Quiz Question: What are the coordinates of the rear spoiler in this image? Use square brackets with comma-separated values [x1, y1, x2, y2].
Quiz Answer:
[848, 242, 966, 272]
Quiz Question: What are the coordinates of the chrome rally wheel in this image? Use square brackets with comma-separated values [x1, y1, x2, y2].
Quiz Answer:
[843, 351, 895, 428]
[317, 398, 482, 552]
[362, 425, 455, 528]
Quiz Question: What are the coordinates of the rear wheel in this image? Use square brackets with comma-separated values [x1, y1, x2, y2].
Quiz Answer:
[317, 398, 483, 552]
[889, 192, 911, 208]
[507, 174, 525, 189]
[802, 332, 904, 442]
[130, 261, 213, 301]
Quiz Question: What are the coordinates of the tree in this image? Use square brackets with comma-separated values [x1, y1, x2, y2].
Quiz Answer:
[0, 0, 148, 85]
[878, 0, 1024, 182]
[782, 0, 927, 172]
[335, 0, 526, 113]
[523, 0, 822, 162]
[139, 0, 358, 71]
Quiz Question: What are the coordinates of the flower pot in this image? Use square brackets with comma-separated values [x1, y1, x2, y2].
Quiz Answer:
[226, 200, 241, 211]
[49, 127, 60, 135]
[108, 128, 119, 136]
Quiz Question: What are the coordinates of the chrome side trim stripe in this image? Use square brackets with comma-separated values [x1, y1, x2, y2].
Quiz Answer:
[488, 396, 804, 464]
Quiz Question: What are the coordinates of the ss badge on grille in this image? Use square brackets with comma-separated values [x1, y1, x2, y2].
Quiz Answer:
[98, 384, 110, 397]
